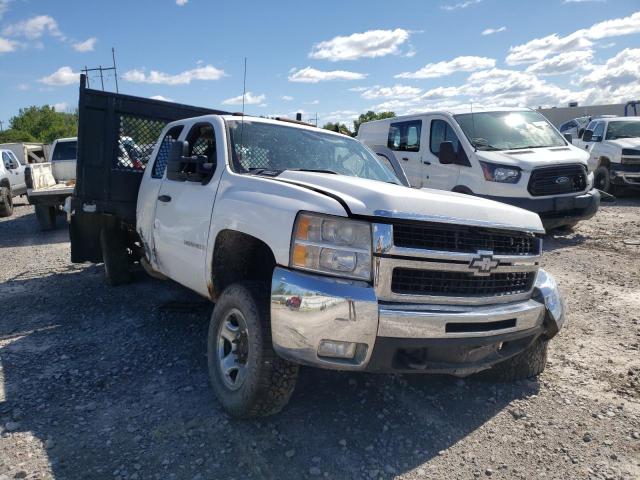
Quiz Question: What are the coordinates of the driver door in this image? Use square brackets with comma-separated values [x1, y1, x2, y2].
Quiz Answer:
[2, 151, 26, 194]
[153, 121, 221, 294]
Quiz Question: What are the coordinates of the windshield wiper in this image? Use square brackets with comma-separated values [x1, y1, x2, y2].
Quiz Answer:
[509, 145, 556, 150]
[247, 167, 281, 176]
[284, 168, 338, 175]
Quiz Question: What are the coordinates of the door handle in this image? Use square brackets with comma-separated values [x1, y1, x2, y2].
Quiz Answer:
[423, 161, 431, 165]
[158, 195, 172, 203]
[401, 157, 409, 161]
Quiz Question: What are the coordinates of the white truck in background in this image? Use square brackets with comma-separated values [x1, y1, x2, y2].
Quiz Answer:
[358, 108, 600, 230]
[26, 137, 77, 230]
[70, 81, 566, 418]
[0, 148, 28, 217]
[572, 117, 640, 193]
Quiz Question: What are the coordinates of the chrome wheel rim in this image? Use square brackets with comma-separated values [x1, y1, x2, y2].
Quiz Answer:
[217, 308, 249, 390]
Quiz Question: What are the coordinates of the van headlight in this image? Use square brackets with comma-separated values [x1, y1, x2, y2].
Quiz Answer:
[290, 213, 372, 281]
[480, 161, 521, 183]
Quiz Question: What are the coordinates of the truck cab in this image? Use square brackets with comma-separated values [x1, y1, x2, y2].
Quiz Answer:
[49, 137, 78, 182]
[70, 80, 566, 418]
[357, 108, 600, 230]
[575, 117, 640, 193]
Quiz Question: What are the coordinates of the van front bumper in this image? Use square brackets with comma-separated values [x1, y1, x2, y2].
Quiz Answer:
[270, 267, 565, 376]
[481, 188, 600, 230]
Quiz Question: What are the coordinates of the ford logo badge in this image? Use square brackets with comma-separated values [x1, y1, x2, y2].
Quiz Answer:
[555, 176, 570, 185]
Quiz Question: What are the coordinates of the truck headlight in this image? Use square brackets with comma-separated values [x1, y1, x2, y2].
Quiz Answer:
[480, 161, 521, 183]
[290, 213, 372, 281]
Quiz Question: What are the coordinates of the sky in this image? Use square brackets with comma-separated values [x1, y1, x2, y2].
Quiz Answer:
[1, 0, 639, 130]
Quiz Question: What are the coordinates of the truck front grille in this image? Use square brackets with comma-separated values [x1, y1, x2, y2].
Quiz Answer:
[391, 269, 536, 298]
[393, 223, 539, 256]
[527, 164, 587, 197]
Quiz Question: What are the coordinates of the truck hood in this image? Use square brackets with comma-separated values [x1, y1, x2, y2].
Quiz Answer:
[276, 171, 545, 233]
[475, 145, 589, 171]
[605, 138, 640, 149]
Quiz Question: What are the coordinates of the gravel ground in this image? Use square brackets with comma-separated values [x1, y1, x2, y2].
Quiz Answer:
[0, 196, 639, 480]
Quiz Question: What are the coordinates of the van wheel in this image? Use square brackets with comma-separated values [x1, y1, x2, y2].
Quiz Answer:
[0, 187, 13, 217]
[207, 282, 299, 418]
[35, 204, 57, 230]
[100, 227, 132, 286]
[484, 337, 548, 381]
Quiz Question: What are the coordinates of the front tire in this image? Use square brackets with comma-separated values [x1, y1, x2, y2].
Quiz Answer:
[485, 337, 549, 381]
[100, 227, 132, 286]
[0, 187, 13, 218]
[594, 165, 615, 194]
[35, 204, 57, 230]
[207, 282, 299, 418]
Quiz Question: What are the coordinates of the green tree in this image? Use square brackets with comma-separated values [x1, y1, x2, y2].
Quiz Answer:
[8, 105, 77, 143]
[322, 122, 354, 137]
[353, 110, 396, 135]
[0, 129, 36, 143]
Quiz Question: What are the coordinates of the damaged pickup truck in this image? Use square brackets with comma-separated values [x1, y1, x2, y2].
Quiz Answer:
[70, 77, 565, 417]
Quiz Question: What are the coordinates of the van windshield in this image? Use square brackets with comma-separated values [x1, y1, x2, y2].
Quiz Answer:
[454, 111, 566, 151]
[52, 140, 77, 161]
[226, 120, 400, 184]
[605, 121, 640, 140]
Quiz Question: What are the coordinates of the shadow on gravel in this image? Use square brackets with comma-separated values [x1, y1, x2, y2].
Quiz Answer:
[0, 207, 69, 248]
[0, 267, 539, 480]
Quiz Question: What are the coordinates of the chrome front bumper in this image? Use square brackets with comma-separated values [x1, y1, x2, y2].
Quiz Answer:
[270, 267, 565, 372]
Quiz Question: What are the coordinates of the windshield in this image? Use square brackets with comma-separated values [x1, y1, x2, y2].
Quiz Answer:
[605, 121, 640, 140]
[226, 120, 399, 184]
[52, 140, 77, 161]
[454, 111, 566, 150]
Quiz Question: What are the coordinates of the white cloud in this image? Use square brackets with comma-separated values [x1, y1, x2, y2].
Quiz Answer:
[309, 28, 410, 61]
[52, 102, 69, 111]
[579, 48, 640, 91]
[482, 26, 506, 36]
[176, 0, 188, 5]
[39, 66, 80, 86]
[122, 65, 225, 85]
[564, 0, 605, 3]
[0, 0, 9, 19]
[281, 95, 293, 101]
[150, 95, 174, 102]
[16, 83, 29, 91]
[395, 56, 496, 79]
[507, 11, 640, 65]
[288, 67, 367, 83]
[3, 15, 63, 40]
[441, 0, 481, 11]
[73, 37, 97, 52]
[359, 84, 422, 100]
[525, 50, 594, 75]
[222, 92, 266, 105]
[0, 36, 17, 53]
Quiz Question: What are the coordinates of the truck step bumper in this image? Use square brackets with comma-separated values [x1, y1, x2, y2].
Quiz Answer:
[270, 267, 565, 373]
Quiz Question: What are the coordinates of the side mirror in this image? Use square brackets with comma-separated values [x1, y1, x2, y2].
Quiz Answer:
[438, 141, 457, 165]
[166, 140, 216, 183]
[563, 133, 573, 143]
[582, 130, 593, 142]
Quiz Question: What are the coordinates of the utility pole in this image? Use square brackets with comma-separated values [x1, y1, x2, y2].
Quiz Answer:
[0, 120, 4, 132]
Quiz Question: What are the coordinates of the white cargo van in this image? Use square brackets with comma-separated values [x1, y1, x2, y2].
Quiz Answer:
[358, 108, 600, 230]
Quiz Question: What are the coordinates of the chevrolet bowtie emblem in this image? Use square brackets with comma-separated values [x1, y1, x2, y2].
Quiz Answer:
[469, 251, 499, 276]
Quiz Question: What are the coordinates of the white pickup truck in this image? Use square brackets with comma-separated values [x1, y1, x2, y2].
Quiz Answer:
[26, 137, 77, 230]
[70, 81, 565, 417]
[573, 117, 640, 193]
[0, 148, 28, 217]
[357, 109, 600, 230]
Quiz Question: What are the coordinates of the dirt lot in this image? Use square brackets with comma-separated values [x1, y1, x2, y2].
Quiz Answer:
[0, 197, 639, 480]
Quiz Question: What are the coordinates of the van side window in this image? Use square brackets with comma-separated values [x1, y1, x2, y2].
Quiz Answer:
[152, 126, 184, 179]
[387, 121, 422, 152]
[430, 120, 460, 154]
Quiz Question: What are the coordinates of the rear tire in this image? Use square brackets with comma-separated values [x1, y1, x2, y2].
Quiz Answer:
[0, 187, 14, 218]
[207, 282, 299, 418]
[100, 227, 132, 286]
[35, 204, 57, 230]
[484, 337, 549, 381]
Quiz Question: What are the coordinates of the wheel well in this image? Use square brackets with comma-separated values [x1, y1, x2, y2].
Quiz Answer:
[210, 230, 276, 300]
[0, 179, 10, 189]
[597, 157, 610, 169]
[452, 185, 474, 195]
